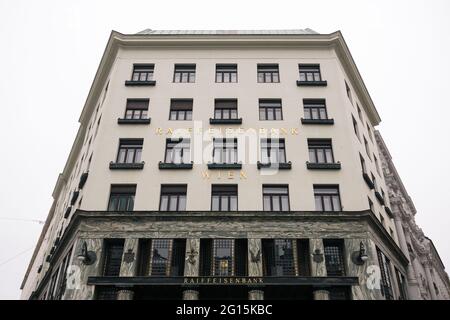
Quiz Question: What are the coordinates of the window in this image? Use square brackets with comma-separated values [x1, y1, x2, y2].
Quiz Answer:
[263, 185, 290, 211]
[364, 137, 371, 159]
[137, 239, 186, 277]
[374, 155, 381, 175]
[102, 239, 124, 276]
[199, 239, 248, 277]
[308, 139, 334, 164]
[257, 64, 279, 83]
[367, 123, 374, 141]
[352, 115, 360, 139]
[380, 214, 385, 227]
[345, 81, 353, 103]
[108, 185, 136, 211]
[124, 99, 149, 120]
[159, 185, 187, 211]
[376, 247, 394, 300]
[314, 185, 342, 212]
[360, 154, 367, 174]
[214, 99, 238, 119]
[368, 197, 374, 213]
[299, 64, 322, 82]
[262, 239, 310, 277]
[173, 64, 196, 83]
[164, 138, 190, 164]
[150, 239, 172, 276]
[216, 64, 237, 83]
[52, 247, 73, 300]
[169, 99, 193, 120]
[213, 239, 234, 276]
[372, 173, 378, 191]
[357, 104, 363, 122]
[259, 99, 283, 120]
[303, 99, 329, 120]
[130, 64, 154, 82]
[211, 185, 238, 211]
[395, 268, 407, 300]
[212, 138, 238, 164]
[324, 239, 345, 276]
[260, 139, 286, 164]
[116, 139, 143, 164]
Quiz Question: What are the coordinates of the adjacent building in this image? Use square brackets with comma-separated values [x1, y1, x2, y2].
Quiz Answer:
[20, 29, 449, 300]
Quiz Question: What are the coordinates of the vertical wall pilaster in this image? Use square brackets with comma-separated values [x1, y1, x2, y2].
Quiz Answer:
[247, 239, 264, 300]
[309, 238, 327, 277]
[183, 239, 200, 300]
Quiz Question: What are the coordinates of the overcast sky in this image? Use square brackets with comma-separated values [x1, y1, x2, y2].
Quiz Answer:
[0, 0, 449, 300]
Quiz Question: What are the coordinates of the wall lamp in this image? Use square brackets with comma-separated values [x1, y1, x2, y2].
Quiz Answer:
[352, 241, 369, 265]
[77, 241, 97, 265]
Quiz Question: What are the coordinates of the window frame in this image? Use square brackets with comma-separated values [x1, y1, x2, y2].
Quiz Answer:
[173, 64, 196, 83]
[259, 99, 283, 120]
[314, 185, 342, 212]
[215, 64, 238, 83]
[169, 99, 193, 120]
[308, 139, 335, 164]
[159, 185, 187, 211]
[262, 185, 290, 212]
[303, 99, 329, 120]
[107, 185, 136, 211]
[298, 64, 322, 82]
[260, 138, 287, 164]
[130, 64, 154, 82]
[212, 138, 238, 164]
[257, 64, 280, 83]
[164, 138, 191, 164]
[116, 139, 143, 164]
[211, 184, 238, 211]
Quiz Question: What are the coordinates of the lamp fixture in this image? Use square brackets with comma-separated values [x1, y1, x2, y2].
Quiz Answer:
[77, 241, 97, 265]
[352, 241, 369, 265]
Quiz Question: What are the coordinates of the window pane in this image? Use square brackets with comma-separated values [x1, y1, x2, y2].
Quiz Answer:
[215, 109, 221, 119]
[323, 196, 332, 211]
[332, 196, 341, 211]
[125, 110, 133, 119]
[181, 73, 188, 82]
[160, 195, 168, 210]
[230, 73, 237, 82]
[325, 149, 333, 163]
[275, 108, 282, 120]
[258, 73, 264, 82]
[169, 111, 176, 120]
[174, 73, 181, 83]
[221, 196, 229, 211]
[230, 109, 237, 119]
[178, 111, 185, 120]
[189, 73, 195, 82]
[259, 109, 266, 120]
[216, 73, 221, 82]
[272, 73, 279, 82]
[169, 196, 178, 211]
[118, 149, 126, 163]
[230, 196, 237, 211]
[317, 150, 325, 163]
[135, 149, 142, 163]
[304, 108, 311, 119]
[263, 196, 271, 211]
[186, 111, 192, 120]
[272, 197, 280, 211]
[212, 196, 219, 210]
[309, 150, 316, 163]
[299, 73, 306, 81]
[315, 196, 323, 211]
[108, 197, 118, 211]
[311, 108, 319, 120]
[281, 196, 289, 211]
[126, 149, 135, 163]
[319, 109, 327, 119]
[178, 196, 186, 211]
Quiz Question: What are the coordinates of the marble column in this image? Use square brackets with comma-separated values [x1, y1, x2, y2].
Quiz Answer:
[183, 239, 200, 300]
[309, 239, 327, 277]
[117, 288, 134, 300]
[394, 217, 420, 300]
[119, 238, 139, 277]
[423, 262, 438, 300]
[248, 239, 264, 300]
[313, 289, 330, 300]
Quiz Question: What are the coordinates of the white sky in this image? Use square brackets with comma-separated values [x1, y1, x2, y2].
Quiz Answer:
[0, 0, 449, 299]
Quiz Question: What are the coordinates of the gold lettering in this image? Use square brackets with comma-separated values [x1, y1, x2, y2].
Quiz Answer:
[259, 128, 267, 135]
[166, 128, 173, 135]
[291, 128, 299, 135]
[271, 128, 278, 135]
[227, 171, 234, 179]
[155, 128, 163, 135]
[240, 171, 247, 180]
[224, 278, 228, 284]
[202, 171, 210, 179]
[226, 128, 234, 135]
[280, 128, 288, 135]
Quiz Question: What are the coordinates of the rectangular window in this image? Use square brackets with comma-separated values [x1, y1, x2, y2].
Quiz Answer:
[131, 64, 154, 82]
[308, 139, 335, 164]
[216, 64, 237, 83]
[211, 185, 238, 211]
[138, 239, 186, 276]
[299, 64, 322, 82]
[263, 185, 290, 211]
[345, 81, 353, 103]
[395, 267, 407, 300]
[364, 136, 371, 159]
[212, 138, 238, 164]
[374, 155, 381, 175]
[360, 154, 367, 174]
[324, 239, 345, 276]
[199, 239, 248, 276]
[357, 104, 363, 122]
[303, 99, 328, 120]
[164, 138, 190, 164]
[376, 247, 394, 300]
[173, 64, 196, 83]
[108, 185, 136, 211]
[367, 123, 374, 142]
[352, 115, 360, 139]
[314, 185, 342, 212]
[169, 99, 193, 120]
[214, 99, 238, 120]
[116, 139, 143, 164]
[257, 64, 279, 83]
[124, 99, 149, 120]
[372, 173, 378, 191]
[260, 139, 286, 164]
[259, 99, 283, 120]
[262, 239, 310, 277]
[159, 185, 187, 211]
[102, 239, 125, 276]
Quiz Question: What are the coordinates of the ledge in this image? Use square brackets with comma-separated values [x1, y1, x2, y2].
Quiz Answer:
[124, 80, 156, 86]
[158, 162, 193, 170]
[207, 163, 242, 170]
[301, 118, 334, 125]
[296, 80, 328, 86]
[109, 162, 145, 170]
[117, 118, 151, 125]
[257, 161, 292, 170]
[209, 118, 242, 125]
[375, 191, 385, 205]
[363, 173, 375, 189]
[78, 172, 89, 189]
[306, 162, 341, 170]
[70, 191, 79, 206]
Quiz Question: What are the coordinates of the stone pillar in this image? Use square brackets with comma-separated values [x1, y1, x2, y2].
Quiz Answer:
[404, 230, 425, 299]
[119, 238, 139, 277]
[248, 290, 264, 300]
[309, 239, 327, 277]
[423, 262, 438, 300]
[313, 289, 330, 300]
[117, 288, 134, 300]
[183, 239, 200, 300]
[394, 218, 421, 300]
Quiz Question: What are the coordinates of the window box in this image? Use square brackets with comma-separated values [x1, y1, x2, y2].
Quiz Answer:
[363, 173, 375, 189]
[124, 80, 156, 86]
[158, 161, 193, 170]
[64, 206, 72, 219]
[117, 118, 151, 125]
[70, 191, 79, 206]
[109, 162, 145, 170]
[385, 206, 393, 218]
[257, 161, 292, 170]
[209, 118, 242, 125]
[78, 172, 89, 189]
[207, 163, 242, 170]
[301, 118, 334, 125]
[375, 191, 385, 205]
[306, 162, 341, 170]
[296, 80, 327, 86]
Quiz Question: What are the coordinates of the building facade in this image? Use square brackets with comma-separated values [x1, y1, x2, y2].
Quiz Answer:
[19, 29, 447, 300]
